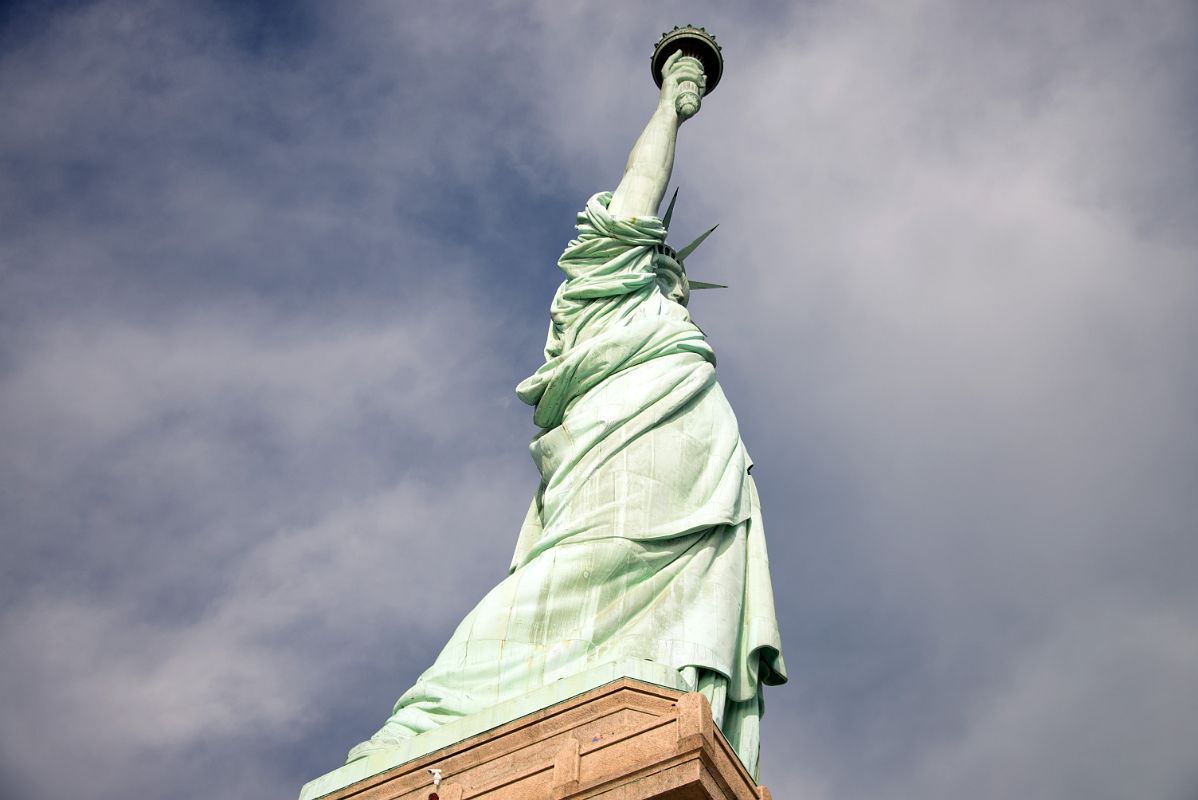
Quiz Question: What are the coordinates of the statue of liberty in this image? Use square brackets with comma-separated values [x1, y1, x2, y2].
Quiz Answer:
[349, 28, 787, 779]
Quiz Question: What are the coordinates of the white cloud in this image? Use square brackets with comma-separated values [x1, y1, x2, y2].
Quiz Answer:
[1, 1, 1195, 799]
[909, 603, 1198, 800]
[0, 301, 534, 797]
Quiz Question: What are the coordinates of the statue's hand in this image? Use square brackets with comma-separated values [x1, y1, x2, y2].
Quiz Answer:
[659, 51, 707, 121]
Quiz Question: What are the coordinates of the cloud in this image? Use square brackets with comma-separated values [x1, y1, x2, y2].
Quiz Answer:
[0, 304, 534, 799]
[1, 1, 1195, 799]
[907, 602, 1198, 800]
[676, 2, 1198, 797]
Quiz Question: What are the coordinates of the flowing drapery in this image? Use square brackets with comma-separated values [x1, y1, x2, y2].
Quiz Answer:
[351, 193, 786, 776]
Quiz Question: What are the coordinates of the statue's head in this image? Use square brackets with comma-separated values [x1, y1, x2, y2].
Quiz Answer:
[651, 244, 691, 307]
[653, 190, 723, 306]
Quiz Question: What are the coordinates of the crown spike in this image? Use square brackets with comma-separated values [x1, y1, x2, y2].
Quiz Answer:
[676, 223, 719, 262]
[662, 187, 679, 229]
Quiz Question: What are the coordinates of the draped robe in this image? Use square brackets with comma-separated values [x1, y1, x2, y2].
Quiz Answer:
[351, 193, 786, 776]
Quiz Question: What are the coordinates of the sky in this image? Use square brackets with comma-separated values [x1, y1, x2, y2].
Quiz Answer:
[1, 1, 1196, 798]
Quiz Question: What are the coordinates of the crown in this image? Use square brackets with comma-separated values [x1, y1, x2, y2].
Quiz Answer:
[652, 188, 726, 291]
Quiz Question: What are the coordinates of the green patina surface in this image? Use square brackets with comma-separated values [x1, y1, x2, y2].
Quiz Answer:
[346, 192, 786, 779]
[309, 41, 787, 796]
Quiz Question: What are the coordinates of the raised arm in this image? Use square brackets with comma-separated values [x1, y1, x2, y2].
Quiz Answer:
[608, 51, 707, 219]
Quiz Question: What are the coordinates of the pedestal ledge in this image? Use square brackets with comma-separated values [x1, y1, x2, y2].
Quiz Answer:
[300, 664, 771, 800]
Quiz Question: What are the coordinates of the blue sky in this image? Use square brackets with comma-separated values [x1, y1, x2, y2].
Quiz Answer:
[2, 1, 1196, 798]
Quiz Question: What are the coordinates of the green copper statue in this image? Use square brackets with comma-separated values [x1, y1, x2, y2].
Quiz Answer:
[349, 27, 787, 778]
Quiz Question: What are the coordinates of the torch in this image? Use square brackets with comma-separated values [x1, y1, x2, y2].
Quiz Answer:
[651, 25, 724, 119]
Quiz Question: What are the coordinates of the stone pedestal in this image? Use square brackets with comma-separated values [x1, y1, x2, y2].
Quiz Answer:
[300, 677, 772, 800]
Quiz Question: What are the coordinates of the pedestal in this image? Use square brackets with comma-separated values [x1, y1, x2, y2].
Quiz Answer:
[300, 672, 772, 800]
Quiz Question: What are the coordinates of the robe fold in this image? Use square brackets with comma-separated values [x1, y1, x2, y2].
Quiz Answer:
[351, 192, 786, 777]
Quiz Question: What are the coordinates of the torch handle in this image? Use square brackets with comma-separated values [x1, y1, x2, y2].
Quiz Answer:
[676, 79, 701, 119]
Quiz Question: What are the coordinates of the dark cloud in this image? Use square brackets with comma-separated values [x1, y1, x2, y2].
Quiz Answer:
[1, 2, 1195, 799]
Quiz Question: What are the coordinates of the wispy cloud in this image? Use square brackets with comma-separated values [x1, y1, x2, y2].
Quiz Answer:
[1, 1, 1195, 799]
